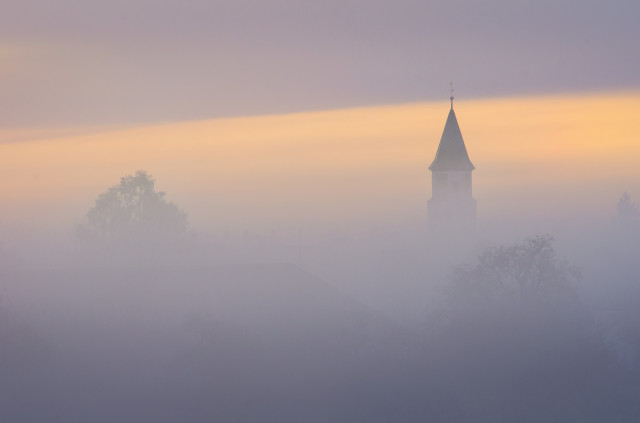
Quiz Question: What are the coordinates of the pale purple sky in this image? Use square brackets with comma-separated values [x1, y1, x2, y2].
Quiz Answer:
[1, 0, 638, 126]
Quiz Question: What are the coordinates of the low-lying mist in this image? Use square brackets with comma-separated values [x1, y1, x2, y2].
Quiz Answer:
[1, 93, 640, 421]
[3, 217, 639, 422]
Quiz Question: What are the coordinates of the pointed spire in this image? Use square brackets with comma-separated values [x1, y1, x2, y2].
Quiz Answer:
[428, 89, 475, 171]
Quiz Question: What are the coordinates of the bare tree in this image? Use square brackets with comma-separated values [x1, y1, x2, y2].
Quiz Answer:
[445, 235, 580, 314]
[431, 236, 617, 422]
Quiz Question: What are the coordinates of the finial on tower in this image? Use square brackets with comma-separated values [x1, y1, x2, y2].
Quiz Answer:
[449, 81, 454, 109]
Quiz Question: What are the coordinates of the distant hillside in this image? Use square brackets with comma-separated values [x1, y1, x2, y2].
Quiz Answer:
[5, 263, 392, 325]
[1, 264, 416, 422]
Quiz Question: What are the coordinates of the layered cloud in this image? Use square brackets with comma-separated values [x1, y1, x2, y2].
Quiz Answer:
[0, 0, 639, 126]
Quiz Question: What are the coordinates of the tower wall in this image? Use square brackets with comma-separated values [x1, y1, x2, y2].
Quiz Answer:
[428, 170, 476, 231]
[431, 170, 472, 199]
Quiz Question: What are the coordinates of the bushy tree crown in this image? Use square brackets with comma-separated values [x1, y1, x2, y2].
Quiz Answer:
[80, 171, 188, 251]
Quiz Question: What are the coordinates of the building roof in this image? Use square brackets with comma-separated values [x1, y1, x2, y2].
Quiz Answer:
[428, 105, 475, 171]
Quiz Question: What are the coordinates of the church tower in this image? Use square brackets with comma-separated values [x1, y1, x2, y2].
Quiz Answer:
[428, 89, 476, 231]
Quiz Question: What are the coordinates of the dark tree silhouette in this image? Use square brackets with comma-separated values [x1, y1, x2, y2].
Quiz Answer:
[444, 235, 580, 314]
[79, 171, 188, 253]
[431, 236, 623, 422]
[616, 191, 640, 222]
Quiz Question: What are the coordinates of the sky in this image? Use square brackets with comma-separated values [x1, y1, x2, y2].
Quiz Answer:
[3, 4, 640, 420]
[0, 0, 639, 239]
[1, 92, 638, 236]
[1, 0, 639, 127]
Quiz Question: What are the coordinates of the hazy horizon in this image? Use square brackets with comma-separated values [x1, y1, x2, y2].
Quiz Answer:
[1, 90, 638, 235]
[2, 1, 640, 421]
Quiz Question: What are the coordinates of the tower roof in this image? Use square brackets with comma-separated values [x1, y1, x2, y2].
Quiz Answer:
[428, 106, 475, 171]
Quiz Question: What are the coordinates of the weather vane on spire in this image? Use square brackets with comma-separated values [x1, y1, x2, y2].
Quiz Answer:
[450, 81, 455, 109]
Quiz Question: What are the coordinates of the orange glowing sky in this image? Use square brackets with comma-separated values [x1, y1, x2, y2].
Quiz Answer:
[0, 91, 638, 232]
